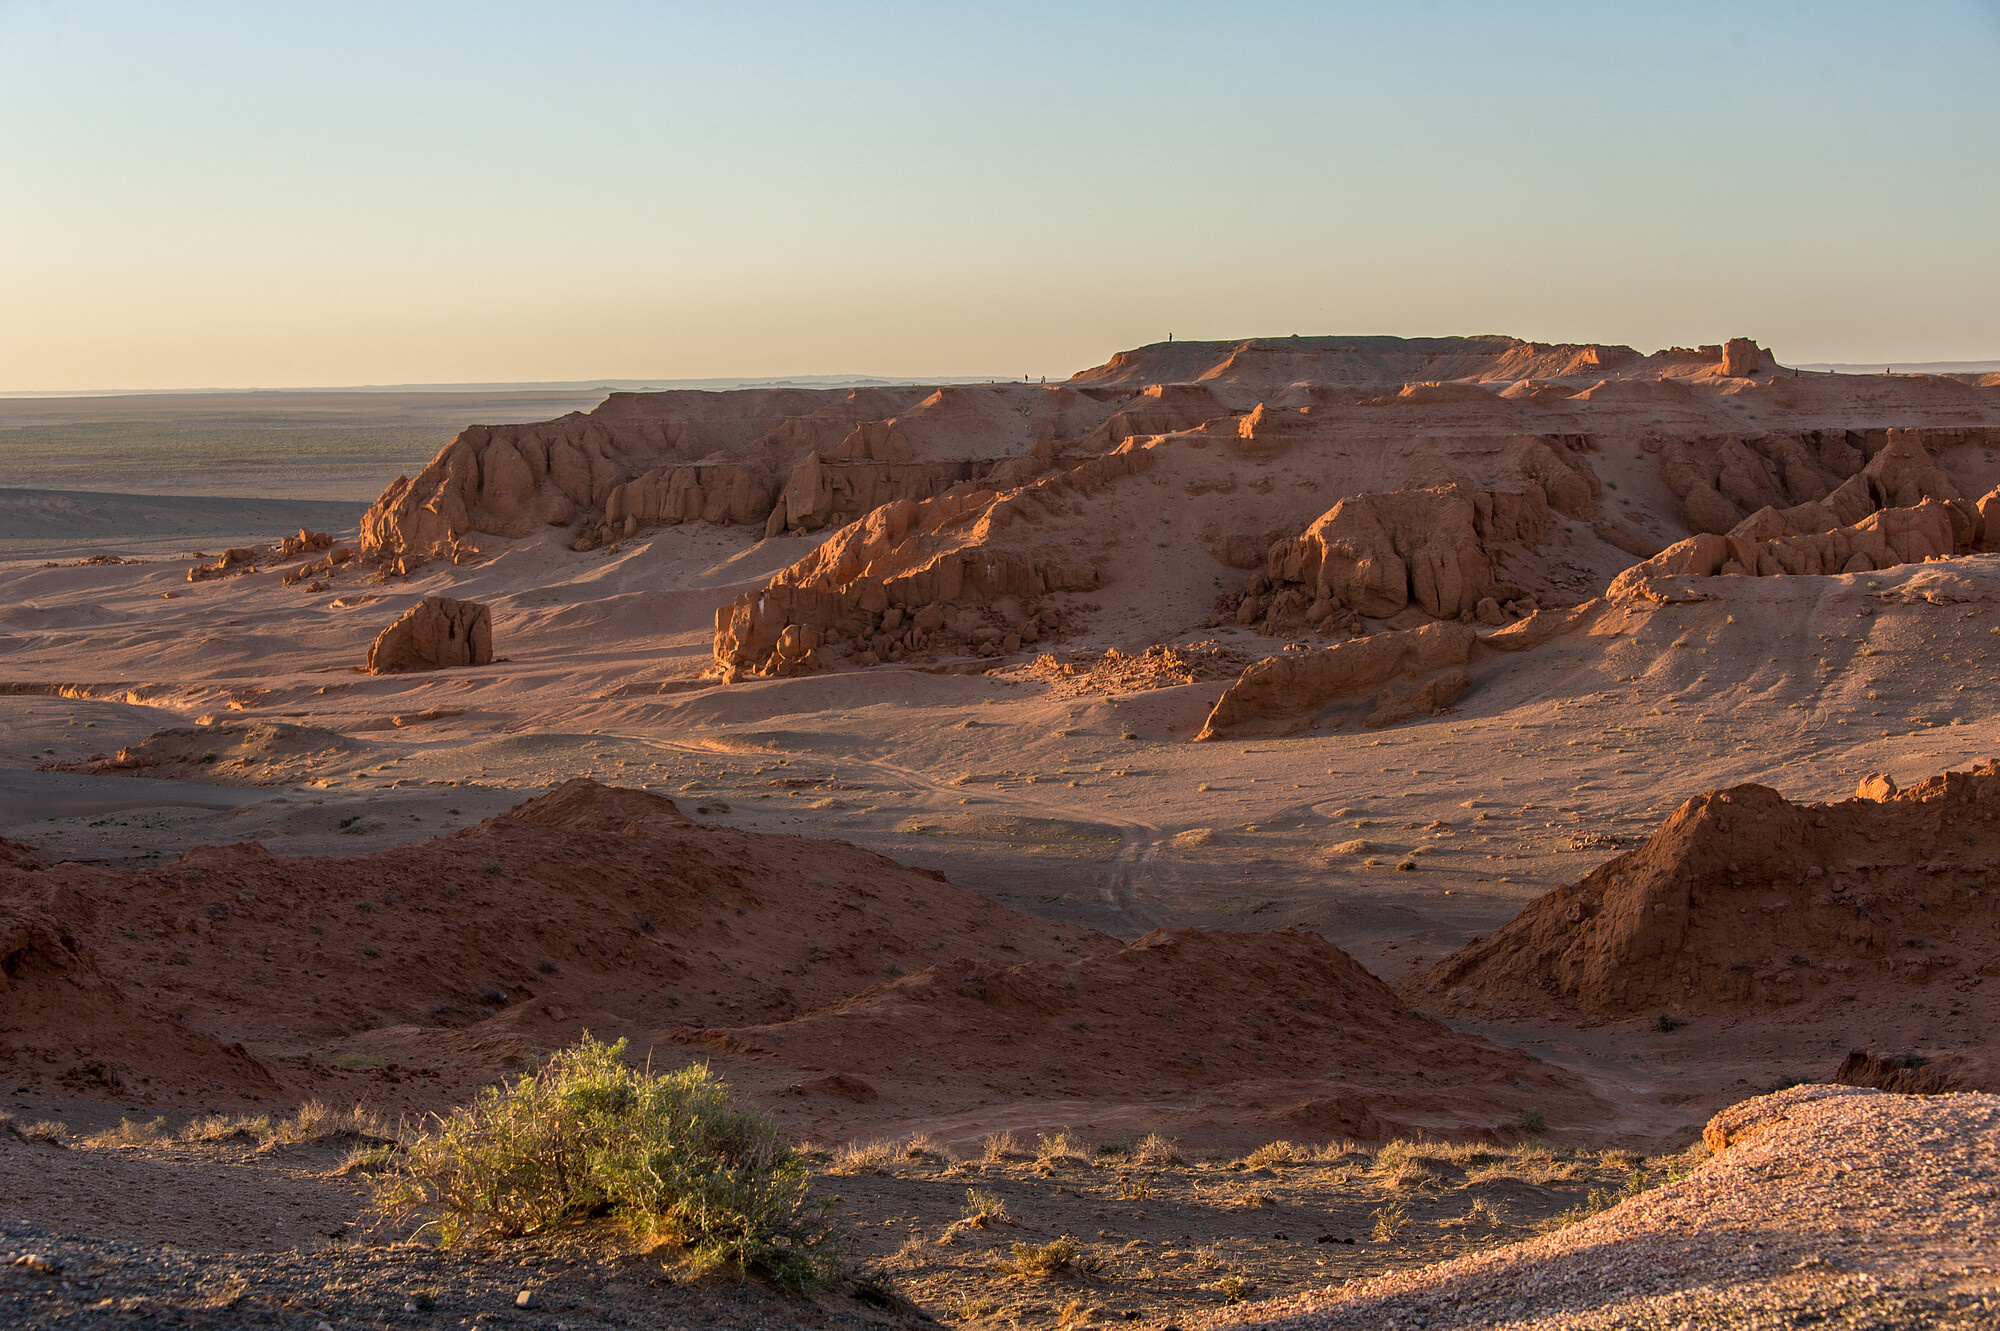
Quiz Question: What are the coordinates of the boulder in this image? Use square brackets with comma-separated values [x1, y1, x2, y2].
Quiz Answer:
[365, 597, 494, 674]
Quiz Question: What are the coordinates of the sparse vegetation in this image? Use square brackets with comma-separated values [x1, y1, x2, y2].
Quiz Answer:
[373, 1034, 839, 1291]
[1035, 1129, 1087, 1167]
[961, 1188, 1011, 1226]
[85, 1116, 169, 1148]
[2, 1115, 70, 1146]
[991, 1235, 1103, 1277]
[982, 1130, 1027, 1163]
[1371, 1201, 1410, 1241]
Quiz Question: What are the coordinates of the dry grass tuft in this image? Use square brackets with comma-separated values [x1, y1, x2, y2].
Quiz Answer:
[1371, 1200, 1410, 1242]
[181, 1113, 268, 1145]
[85, 1116, 169, 1148]
[1035, 1129, 1088, 1167]
[982, 1130, 1029, 1163]
[960, 1188, 1011, 1227]
[990, 1235, 1103, 1278]
[1206, 1273, 1255, 1304]
[267, 1101, 387, 1146]
[1172, 828, 1214, 848]
[1243, 1139, 1301, 1168]
[1131, 1133, 1183, 1166]
[828, 1140, 899, 1176]
[901, 1133, 953, 1164]
[2, 1115, 70, 1147]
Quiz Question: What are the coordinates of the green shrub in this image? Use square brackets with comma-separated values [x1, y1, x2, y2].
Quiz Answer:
[373, 1034, 839, 1291]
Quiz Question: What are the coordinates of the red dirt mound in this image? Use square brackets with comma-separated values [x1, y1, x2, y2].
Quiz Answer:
[0, 873, 284, 1103]
[1406, 762, 2000, 1024]
[680, 927, 1611, 1147]
[0, 780, 1106, 1109]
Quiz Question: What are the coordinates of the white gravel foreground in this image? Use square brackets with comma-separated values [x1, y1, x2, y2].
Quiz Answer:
[1202, 1085, 2000, 1330]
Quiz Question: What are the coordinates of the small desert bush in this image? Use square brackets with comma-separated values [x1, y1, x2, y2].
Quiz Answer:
[373, 1034, 838, 1291]
[991, 1235, 1102, 1277]
[1173, 828, 1214, 849]
[1370, 1200, 1409, 1242]
[1444, 1197, 1505, 1230]
[1207, 1273, 1254, 1304]
[1371, 1138, 1417, 1175]
[1131, 1133, 1183, 1166]
[1311, 1138, 1368, 1163]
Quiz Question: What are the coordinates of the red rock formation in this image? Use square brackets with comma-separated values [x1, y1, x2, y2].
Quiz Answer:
[1405, 762, 2000, 1021]
[1608, 497, 1961, 601]
[1195, 621, 1476, 740]
[365, 596, 493, 674]
[711, 447, 1150, 679]
[1720, 337, 1765, 377]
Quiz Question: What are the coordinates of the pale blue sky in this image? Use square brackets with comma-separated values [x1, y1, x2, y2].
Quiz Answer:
[2, 1, 1996, 390]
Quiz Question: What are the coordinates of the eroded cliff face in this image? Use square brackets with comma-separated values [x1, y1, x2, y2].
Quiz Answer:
[710, 447, 1151, 679]
[1406, 762, 2000, 1024]
[348, 333, 2000, 694]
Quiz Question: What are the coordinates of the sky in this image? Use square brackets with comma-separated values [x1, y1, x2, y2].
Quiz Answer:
[2, 1, 1997, 391]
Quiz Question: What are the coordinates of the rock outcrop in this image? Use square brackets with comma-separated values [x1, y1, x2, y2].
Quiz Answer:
[711, 447, 1151, 679]
[1195, 621, 1476, 740]
[1654, 425, 1995, 537]
[365, 597, 493, 674]
[1607, 497, 1961, 602]
[1720, 337, 1764, 377]
[185, 530, 333, 582]
[1406, 762, 2000, 1020]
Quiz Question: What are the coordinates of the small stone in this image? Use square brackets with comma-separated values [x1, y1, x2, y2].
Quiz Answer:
[13, 1254, 58, 1274]
[516, 1288, 539, 1309]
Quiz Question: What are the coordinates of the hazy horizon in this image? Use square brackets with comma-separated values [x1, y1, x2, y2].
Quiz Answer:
[5, 1, 1997, 392]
